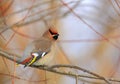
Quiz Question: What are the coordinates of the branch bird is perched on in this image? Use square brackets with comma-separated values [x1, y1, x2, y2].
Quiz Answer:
[18, 28, 59, 67]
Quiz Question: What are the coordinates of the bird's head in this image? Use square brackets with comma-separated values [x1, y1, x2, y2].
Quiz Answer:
[48, 29, 59, 40]
[43, 27, 59, 40]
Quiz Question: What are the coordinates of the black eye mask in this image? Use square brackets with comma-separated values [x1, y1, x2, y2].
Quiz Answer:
[49, 29, 59, 40]
[53, 34, 59, 40]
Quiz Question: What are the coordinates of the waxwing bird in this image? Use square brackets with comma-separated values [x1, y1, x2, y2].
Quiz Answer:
[18, 28, 59, 67]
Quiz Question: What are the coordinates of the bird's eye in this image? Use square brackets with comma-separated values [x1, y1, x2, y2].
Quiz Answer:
[53, 34, 59, 40]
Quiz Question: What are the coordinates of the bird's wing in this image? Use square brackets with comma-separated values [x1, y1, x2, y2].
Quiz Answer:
[34, 38, 52, 52]
[20, 56, 33, 64]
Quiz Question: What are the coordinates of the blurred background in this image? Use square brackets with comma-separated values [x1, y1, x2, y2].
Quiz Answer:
[0, 0, 120, 84]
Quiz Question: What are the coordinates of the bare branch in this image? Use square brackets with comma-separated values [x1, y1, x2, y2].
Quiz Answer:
[0, 48, 119, 84]
[0, 1, 80, 35]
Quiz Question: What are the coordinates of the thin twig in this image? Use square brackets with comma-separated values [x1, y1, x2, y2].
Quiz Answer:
[60, 0, 120, 51]
[0, 1, 80, 35]
[0, 46, 119, 84]
[0, 48, 21, 61]
[62, 0, 82, 17]
[47, 65, 111, 84]
[76, 75, 78, 84]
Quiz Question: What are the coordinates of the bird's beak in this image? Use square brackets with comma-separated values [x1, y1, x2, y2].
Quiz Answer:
[28, 56, 37, 66]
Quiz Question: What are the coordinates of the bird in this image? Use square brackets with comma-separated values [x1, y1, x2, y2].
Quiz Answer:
[18, 27, 59, 68]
